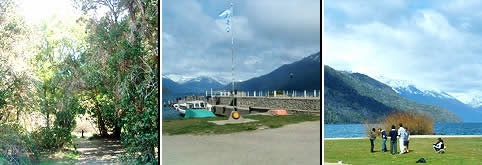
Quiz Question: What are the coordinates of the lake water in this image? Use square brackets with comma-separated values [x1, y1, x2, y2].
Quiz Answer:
[163, 95, 482, 136]
[162, 95, 183, 119]
[324, 123, 482, 138]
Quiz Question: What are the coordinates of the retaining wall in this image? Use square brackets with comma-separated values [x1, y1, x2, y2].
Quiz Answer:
[211, 96, 320, 113]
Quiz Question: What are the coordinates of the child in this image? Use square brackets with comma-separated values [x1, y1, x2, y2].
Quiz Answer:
[404, 127, 410, 153]
[369, 128, 377, 153]
[388, 125, 398, 155]
[378, 128, 387, 152]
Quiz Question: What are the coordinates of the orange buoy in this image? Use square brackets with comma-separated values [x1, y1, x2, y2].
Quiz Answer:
[232, 111, 240, 119]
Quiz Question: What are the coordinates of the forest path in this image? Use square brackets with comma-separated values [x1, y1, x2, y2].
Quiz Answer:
[74, 137, 124, 164]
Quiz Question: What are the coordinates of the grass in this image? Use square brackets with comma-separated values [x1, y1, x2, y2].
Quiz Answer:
[162, 114, 320, 135]
[324, 137, 482, 164]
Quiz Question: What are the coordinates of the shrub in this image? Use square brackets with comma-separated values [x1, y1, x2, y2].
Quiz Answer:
[0, 123, 32, 164]
[380, 111, 434, 135]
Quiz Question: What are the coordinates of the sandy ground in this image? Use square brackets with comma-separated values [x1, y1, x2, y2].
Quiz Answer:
[162, 120, 321, 165]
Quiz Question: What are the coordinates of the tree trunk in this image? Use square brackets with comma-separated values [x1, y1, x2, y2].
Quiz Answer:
[113, 120, 122, 138]
[45, 87, 50, 129]
[97, 106, 108, 137]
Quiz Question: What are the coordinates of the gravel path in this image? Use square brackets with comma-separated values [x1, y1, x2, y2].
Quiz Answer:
[163, 120, 321, 165]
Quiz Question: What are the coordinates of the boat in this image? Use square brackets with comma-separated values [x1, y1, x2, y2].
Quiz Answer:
[173, 100, 213, 114]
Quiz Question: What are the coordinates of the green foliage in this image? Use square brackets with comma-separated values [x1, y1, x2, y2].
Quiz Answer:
[0, 0, 32, 124]
[0, 123, 32, 164]
[1, 0, 159, 163]
[75, 0, 159, 163]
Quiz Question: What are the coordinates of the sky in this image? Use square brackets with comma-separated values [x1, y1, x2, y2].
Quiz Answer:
[323, 0, 482, 104]
[17, 0, 78, 24]
[162, 0, 321, 83]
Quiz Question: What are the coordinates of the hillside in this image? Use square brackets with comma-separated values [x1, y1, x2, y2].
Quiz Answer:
[324, 65, 462, 123]
[222, 52, 320, 91]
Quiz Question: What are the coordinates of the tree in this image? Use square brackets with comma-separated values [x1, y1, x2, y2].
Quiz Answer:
[75, 0, 159, 162]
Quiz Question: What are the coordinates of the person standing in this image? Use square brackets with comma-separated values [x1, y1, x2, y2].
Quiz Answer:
[369, 128, 377, 153]
[398, 123, 406, 154]
[379, 128, 388, 152]
[404, 128, 410, 153]
[388, 125, 398, 155]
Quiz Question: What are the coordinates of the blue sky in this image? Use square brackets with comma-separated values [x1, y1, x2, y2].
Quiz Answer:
[323, 0, 482, 104]
[162, 0, 320, 83]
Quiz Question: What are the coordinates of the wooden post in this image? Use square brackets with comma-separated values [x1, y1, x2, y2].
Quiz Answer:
[254, 91, 256, 97]
[314, 90, 316, 97]
[304, 90, 307, 98]
[274, 90, 276, 97]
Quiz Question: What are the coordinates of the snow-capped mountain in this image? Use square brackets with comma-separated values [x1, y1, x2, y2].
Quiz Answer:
[163, 73, 230, 85]
[163, 73, 195, 84]
[373, 76, 482, 122]
[162, 75, 227, 94]
[454, 94, 482, 109]
[374, 75, 456, 99]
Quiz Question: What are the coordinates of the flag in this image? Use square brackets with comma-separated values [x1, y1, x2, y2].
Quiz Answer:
[218, 7, 232, 32]
[218, 7, 232, 19]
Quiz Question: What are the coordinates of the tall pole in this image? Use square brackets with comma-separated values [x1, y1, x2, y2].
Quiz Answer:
[231, 2, 236, 112]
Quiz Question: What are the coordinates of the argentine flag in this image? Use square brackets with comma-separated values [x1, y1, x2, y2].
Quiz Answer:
[218, 7, 232, 32]
[218, 7, 232, 19]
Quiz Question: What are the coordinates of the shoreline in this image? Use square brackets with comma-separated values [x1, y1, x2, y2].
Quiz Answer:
[324, 135, 482, 140]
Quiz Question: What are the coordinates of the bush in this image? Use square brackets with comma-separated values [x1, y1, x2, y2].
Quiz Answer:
[376, 111, 434, 135]
[0, 123, 32, 164]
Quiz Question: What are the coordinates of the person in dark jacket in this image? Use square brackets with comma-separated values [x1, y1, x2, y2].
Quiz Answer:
[369, 128, 377, 152]
[379, 128, 388, 152]
[388, 125, 398, 155]
[433, 138, 445, 153]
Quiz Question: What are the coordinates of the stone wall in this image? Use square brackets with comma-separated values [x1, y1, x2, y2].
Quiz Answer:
[212, 96, 320, 112]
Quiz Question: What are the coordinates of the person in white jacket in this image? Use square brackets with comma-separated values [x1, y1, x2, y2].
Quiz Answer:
[398, 123, 406, 154]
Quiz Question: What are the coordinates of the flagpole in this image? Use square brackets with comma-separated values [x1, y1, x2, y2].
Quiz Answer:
[230, 2, 236, 112]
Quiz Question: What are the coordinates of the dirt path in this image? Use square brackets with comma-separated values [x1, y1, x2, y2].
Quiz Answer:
[163, 120, 321, 165]
[74, 137, 124, 164]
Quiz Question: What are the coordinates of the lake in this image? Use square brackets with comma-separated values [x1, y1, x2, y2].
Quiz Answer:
[324, 123, 482, 138]
[162, 95, 184, 119]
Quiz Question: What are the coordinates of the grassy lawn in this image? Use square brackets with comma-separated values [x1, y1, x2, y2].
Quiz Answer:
[162, 114, 320, 135]
[324, 137, 482, 164]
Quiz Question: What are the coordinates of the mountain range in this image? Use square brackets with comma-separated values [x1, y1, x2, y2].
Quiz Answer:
[162, 52, 321, 94]
[324, 65, 462, 123]
[222, 52, 321, 91]
[374, 76, 482, 122]
[162, 75, 224, 95]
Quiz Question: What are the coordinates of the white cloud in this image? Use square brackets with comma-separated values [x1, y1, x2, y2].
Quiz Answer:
[163, 0, 320, 81]
[324, 6, 482, 98]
